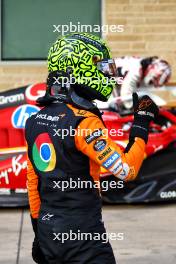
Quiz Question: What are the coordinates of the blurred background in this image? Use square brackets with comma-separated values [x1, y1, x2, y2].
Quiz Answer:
[0, 0, 176, 263]
[0, 0, 176, 90]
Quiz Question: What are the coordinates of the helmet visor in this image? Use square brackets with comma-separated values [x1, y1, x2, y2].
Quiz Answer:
[96, 59, 117, 77]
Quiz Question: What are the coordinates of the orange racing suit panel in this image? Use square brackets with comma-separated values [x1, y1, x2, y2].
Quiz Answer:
[75, 116, 146, 182]
[27, 157, 41, 218]
[27, 105, 146, 219]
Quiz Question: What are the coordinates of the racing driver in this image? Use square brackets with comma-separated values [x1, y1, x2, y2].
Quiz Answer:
[114, 56, 171, 109]
[25, 33, 159, 264]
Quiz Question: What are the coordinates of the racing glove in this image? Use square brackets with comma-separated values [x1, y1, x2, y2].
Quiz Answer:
[130, 93, 159, 143]
[31, 217, 47, 264]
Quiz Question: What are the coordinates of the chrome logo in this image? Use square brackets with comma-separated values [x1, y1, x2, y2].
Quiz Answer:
[32, 133, 56, 172]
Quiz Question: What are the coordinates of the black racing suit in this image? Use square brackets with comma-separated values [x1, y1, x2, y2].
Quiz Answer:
[25, 102, 116, 264]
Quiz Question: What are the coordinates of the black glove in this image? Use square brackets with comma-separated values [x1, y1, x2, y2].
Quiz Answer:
[130, 93, 159, 143]
[31, 217, 47, 264]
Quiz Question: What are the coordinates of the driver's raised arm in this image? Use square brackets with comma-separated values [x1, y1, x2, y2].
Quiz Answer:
[75, 93, 159, 181]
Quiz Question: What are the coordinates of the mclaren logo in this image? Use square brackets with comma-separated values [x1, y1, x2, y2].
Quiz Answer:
[35, 113, 65, 122]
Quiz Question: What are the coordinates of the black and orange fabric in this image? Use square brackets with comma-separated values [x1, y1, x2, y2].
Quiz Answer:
[26, 103, 146, 219]
[25, 102, 146, 263]
[27, 157, 41, 218]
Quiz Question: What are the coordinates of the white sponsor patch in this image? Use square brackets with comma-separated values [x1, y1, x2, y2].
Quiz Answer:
[118, 163, 130, 180]
[35, 113, 64, 122]
[102, 152, 120, 168]
[109, 158, 123, 175]
[138, 111, 154, 118]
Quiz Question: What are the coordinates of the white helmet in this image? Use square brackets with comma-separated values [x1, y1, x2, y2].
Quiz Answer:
[143, 58, 171, 87]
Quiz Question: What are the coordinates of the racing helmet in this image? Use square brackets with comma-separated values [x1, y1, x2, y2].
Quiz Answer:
[47, 33, 117, 102]
[143, 58, 171, 87]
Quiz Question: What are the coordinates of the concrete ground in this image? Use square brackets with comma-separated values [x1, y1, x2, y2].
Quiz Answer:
[0, 204, 175, 264]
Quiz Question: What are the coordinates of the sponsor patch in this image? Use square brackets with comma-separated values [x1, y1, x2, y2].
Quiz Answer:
[138, 111, 154, 118]
[85, 129, 103, 144]
[109, 159, 123, 175]
[94, 139, 107, 152]
[35, 113, 65, 122]
[138, 99, 152, 111]
[97, 147, 113, 161]
[77, 110, 87, 116]
[32, 133, 56, 172]
[129, 166, 135, 180]
[102, 152, 120, 169]
[118, 163, 129, 180]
